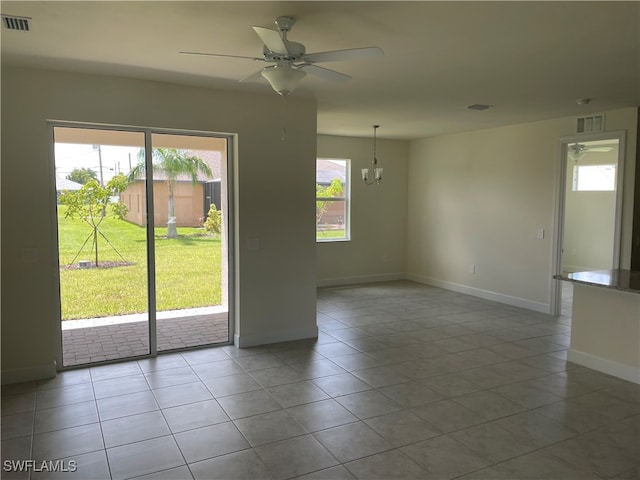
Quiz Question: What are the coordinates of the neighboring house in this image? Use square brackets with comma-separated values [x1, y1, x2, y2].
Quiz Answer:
[55, 175, 83, 203]
[121, 150, 222, 228]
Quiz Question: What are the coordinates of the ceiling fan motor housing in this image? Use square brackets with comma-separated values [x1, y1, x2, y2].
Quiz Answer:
[263, 41, 305, 61]
[275, 16, 296, 32]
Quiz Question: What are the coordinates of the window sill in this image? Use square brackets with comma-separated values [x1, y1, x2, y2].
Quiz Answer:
[316, 238, 351, 243]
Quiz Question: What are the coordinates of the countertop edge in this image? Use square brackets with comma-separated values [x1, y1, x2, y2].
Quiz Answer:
[554, 269, 640, 295]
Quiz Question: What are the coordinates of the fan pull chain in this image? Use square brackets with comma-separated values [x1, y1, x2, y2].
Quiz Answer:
[281, 95, 287, 141]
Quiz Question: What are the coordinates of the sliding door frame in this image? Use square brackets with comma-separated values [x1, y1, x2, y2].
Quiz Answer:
[49, 120, 234, 370]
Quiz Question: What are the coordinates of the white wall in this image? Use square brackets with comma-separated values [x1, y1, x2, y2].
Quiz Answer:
[570, 284, 640, 383]
[316, 134, 409, 285]
[1, 67, 318, 382]
[407, 108, 637, 312]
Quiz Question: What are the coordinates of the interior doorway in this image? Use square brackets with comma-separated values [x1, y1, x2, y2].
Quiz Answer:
[52, 124, 232, 367]
[553, 132, 625, 317]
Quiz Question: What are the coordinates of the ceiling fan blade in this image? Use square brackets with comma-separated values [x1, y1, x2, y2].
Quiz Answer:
[180, 51, 263, 61]
[238, 69, 265, 83]
[303, 47, 383, 63]
[301, 64, 351, 83]
[252, 26, 289, 55]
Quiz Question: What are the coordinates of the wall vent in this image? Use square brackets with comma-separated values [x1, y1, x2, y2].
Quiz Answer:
[576, 113, 605, 134]
[2, 15, 31, 31]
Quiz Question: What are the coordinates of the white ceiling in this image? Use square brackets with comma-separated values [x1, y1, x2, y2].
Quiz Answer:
[1, 1, 638, 139]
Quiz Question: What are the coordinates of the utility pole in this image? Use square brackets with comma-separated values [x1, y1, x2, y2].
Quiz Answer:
[97, 145, 104, 186]
[93, 144, 106, 217]
[92, 144, 104, 186]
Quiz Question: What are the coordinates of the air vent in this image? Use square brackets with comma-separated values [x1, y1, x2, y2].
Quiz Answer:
[467, 104, 492, 111]
[2, 15, 31, 31]
[576, 113, 605, 134]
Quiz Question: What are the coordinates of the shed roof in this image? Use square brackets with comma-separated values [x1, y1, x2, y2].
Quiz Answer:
[56, 176, 83, 191]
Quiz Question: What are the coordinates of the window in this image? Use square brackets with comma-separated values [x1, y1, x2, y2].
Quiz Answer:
[316, 158, 350, 241]
[572, 164, 616, 191]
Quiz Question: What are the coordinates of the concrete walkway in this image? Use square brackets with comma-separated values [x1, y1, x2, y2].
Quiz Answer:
[62, 306, 229, 366]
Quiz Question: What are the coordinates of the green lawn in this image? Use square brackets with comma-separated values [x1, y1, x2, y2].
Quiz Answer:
[316, 229, 346, 239]
[58, 207, 222, 320]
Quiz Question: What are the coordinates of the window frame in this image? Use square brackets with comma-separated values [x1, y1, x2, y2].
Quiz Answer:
[316, 158, 351, 243]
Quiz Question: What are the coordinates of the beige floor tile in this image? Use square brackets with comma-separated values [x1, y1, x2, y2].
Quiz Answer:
[189, 449, 273, 480]
[234, 410, 307, 446]
[255, 434, 338, 479]
[173, 421, 249, 463]
[344, 449, 428, 480]
[107, 435, 184, 480]
[314, 421, 392, 463]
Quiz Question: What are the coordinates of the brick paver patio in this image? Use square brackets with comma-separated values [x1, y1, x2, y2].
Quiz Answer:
[62, 307, 229, 366]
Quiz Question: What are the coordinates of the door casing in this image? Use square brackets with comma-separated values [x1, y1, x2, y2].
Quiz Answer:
[550, 130, 626, 316]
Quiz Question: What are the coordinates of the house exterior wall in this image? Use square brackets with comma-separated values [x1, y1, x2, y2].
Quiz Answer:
[317, 202, 346, 229]
[123, 181, 205, 228]
[122, 181, 145, 226]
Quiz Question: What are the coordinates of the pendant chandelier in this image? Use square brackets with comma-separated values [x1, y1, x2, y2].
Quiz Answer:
[361, 125, 383, 185]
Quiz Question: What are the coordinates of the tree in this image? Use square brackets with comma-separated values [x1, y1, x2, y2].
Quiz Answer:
[203, 203, 222, 234]
[66, 167, 98, 185]
[59, 174, 130, 267]
[129, 148, 212, 238]
[316, 178, 344, 227]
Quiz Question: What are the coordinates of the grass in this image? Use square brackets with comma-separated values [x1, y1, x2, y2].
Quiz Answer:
[316, 229, 346, 239]
[57, 206, 222, 320]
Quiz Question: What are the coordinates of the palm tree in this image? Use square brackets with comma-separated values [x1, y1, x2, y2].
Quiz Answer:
[129, 148, 212, 238]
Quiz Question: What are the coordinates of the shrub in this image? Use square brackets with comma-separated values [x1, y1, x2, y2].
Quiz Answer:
[204, 204, 222, 234]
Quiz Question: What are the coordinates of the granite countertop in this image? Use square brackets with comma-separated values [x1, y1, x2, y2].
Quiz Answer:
[554, 269, 640, 294]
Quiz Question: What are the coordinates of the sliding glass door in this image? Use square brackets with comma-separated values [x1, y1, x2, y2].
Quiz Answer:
[149, 133, 230, 352]
[53, 125, 231, 367]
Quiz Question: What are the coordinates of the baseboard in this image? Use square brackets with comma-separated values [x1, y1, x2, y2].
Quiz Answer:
[406, 273, 551, 314]
[317, 272, 406, 288]
[2, 362, 57, 385]
[568, 349, 640, 384]
[234, 324, 319, 348]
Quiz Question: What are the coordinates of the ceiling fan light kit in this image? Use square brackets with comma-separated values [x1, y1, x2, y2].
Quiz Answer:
[180, 15, 383, 97]
[261, 64, 306, 96]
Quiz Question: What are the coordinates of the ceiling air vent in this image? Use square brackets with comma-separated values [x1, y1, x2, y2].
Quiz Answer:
[576, 113, 605, 134]
[467, 104, 492, 111]
[2, 15, 31, 31]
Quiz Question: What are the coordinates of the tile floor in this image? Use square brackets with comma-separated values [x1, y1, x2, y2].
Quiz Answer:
[1, 281, 638, 480]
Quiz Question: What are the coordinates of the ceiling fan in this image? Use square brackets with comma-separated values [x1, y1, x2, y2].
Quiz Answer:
[568, 142, 615, 161]
[180, 16, 384, 96]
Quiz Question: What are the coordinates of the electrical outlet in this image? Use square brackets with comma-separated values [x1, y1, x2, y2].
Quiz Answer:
[469, 264, 476, 274]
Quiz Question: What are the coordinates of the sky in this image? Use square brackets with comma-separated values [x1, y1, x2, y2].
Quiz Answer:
[54, 143, 141, 185]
